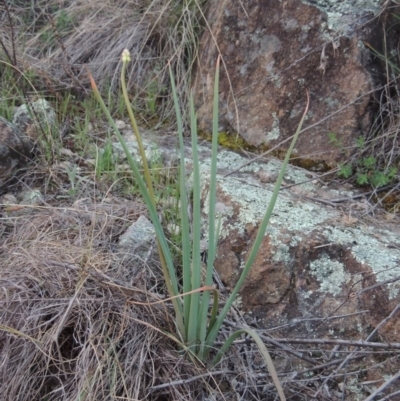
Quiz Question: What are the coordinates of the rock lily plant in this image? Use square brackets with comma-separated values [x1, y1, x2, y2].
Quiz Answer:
[87, 49, 309, 401]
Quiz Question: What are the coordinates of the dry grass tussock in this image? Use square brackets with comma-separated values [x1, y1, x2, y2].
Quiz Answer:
[0, 198, 206, 400]
[1, 0, 205, 120]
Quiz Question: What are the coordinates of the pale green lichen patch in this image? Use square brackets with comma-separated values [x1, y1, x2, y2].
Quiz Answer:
[324, 226, 400, 298]
[265, 112, 280, 141]
[272, 243, 291, 264]
[309, 254, 350, 296]
[302, 0, 381, 33]
[198, 144, 333, 242]
[207, 169, 334, 241]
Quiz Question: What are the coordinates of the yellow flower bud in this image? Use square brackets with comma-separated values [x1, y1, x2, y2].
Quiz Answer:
[122, 49, 131, 63]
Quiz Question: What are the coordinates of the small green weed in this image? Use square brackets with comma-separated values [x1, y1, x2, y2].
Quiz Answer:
[327, 131, 343, 148]
[65, 165, 85, 197]
[338, 153, 398, 188]
[338, 164, 353, 179]
[331, 131, 399, 188]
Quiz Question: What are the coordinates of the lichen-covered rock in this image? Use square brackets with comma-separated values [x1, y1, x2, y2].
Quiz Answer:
[12, 98, 57, 140]
[0, 99, 57, 191]
[193, 0, 383, 167]
[118, 215, 156, 254]
[0, 117, 32, 189]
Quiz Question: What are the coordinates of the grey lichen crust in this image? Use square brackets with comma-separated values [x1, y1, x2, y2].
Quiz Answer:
[302, 0, 382, 33]
[324, 225, 400, 299]
[309, 255, 350, 296]
[13, 99, 56, 130]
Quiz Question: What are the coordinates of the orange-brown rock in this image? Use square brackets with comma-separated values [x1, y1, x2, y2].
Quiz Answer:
[194, 0, 383, 167]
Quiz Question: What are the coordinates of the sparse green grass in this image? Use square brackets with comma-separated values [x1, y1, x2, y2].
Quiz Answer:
[95, 137, 117, 179]
[0, 63, 15, 115]
[1, 0, 208, 128]
[0, 52, 134, 198]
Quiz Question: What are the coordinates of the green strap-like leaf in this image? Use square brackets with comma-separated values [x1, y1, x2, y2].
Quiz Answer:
[198, 56, 221, 357]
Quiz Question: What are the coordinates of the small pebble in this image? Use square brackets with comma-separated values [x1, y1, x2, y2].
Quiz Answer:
[166, 223, 180, 236]
[257, 170, 278, 183]
[115, 120, 126, 130]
